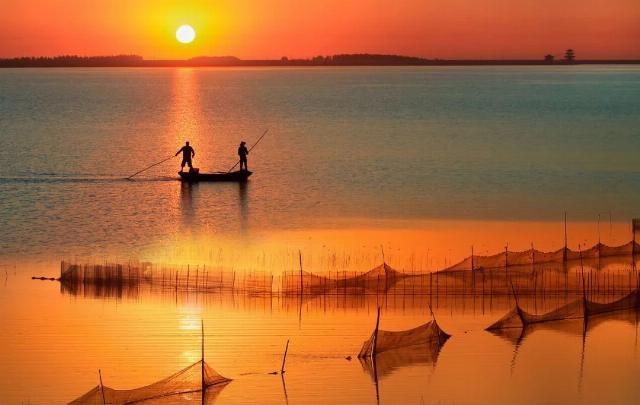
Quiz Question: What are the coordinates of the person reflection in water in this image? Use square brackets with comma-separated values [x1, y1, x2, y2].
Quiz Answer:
[175, 141, 195, 172]
[238, 141, 249, 171]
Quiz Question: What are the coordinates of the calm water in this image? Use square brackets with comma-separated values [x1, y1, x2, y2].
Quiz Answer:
[2, 66, 640, 403]
[1, 66, 640, 265]
[2, 276, 640, 404]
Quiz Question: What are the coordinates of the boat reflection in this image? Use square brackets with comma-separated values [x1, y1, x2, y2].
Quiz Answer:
[180, 181, 197, 226]
[238, 181, 249, 234]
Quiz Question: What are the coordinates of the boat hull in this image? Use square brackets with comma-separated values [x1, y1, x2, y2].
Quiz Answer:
[178, 170, 252, 182]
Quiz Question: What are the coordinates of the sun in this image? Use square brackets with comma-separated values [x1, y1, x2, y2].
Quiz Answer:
[176, 25, 196, 44]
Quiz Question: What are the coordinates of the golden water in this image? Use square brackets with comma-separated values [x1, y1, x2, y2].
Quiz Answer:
[2, 272, 640, 404]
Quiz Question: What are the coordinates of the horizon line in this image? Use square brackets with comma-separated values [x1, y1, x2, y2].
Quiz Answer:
[3, 52, 640, 62]
[2, 53, 640, 69]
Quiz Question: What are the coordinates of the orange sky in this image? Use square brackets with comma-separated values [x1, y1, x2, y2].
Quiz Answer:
[0, 0, 638, 59]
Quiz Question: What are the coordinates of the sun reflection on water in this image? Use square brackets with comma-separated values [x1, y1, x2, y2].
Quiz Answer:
[170, 68, 202, 160]
[178, 306, 203, 331]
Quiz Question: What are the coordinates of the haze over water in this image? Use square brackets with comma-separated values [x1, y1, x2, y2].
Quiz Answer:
[2, 66, 640, 404]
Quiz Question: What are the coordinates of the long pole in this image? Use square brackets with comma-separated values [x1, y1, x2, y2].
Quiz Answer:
[564, 212, 568, 263]
[281, 373, 289, 405]
[127, 155, 175, 179]
[471, 246, 475, 295]
[201, 320, 205, 405]
[633, 218, 638, 257]
[280, 339, 290, 374]
[372, 306, 381, 358]
[299, 251, 304, 296]
[98, 369, 106, 405]
[579, 245, 586, 301]
[227, 129, 270, 172]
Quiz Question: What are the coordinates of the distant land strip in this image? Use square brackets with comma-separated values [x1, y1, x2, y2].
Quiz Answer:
[1, 54, 639, 68]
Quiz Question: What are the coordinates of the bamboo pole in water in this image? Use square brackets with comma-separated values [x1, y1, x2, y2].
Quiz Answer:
[281, 339, 290, 374]
[429, 272, 433, 308]
[299, 251, 304, 296]
[201, 320, 205, 405]
[529, 243, 534, 298]
[564, 212, 568, 263]
[471, 246, 475, 296]
[579, 246, 586, 304]
[98, 369, 106, 405]
[504, 245, 509, 297]
[372, 306, 381, 358]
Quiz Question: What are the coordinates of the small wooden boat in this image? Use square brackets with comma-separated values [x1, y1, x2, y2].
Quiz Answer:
[178, 169, 252, 182]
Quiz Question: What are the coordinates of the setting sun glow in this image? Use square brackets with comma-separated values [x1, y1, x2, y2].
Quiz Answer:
[176, 25, 195, 44]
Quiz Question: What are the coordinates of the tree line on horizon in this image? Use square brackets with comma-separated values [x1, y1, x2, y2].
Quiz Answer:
[0, 51, 636, 67]
[0, 53, 434, 67]
[0, 54, 145, 67]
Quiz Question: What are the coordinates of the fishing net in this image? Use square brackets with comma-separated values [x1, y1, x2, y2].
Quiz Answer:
[281, 271, 336, 295]
[486, 300, 586, 330]
[485, 307, 525, 330]
[358, 319, 450, 358]
[60, 261, 273, 297]
[489, 308, 639, 369]
[586, 290, 639, 316]
[282, 263, 405, 295]
[340, 263, 404, 289]
[69, 360, 230, 405]
[444, 242, 639, 272]
[358, 340, 446, 379]
[486, 289, 640, 330]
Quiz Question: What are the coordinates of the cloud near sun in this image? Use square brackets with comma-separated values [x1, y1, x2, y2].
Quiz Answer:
[0, 0, 638, 59]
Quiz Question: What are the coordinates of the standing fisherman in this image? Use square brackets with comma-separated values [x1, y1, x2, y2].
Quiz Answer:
[238, 141, 249, 171]
[175, 141, 195, 172]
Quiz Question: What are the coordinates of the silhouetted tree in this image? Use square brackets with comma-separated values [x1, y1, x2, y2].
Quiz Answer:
[312, 55, 328, 65]
[544, 54, 554, 64]
[564, 49, 575, 63]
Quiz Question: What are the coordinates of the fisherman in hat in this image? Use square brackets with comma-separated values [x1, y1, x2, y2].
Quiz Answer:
[238, 141, 249, 171]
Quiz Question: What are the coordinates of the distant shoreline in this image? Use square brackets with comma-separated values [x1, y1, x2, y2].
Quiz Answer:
[1, 53, 639, 68]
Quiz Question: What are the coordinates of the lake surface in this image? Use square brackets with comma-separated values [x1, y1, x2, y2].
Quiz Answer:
[2, 66, 640, 403]
[1, 66, 640, 268]
[2, 275, 640, 404]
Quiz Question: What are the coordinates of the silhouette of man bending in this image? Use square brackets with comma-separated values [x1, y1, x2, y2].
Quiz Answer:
[238, 141, 249, 171]
[176, 141, 195, 172]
